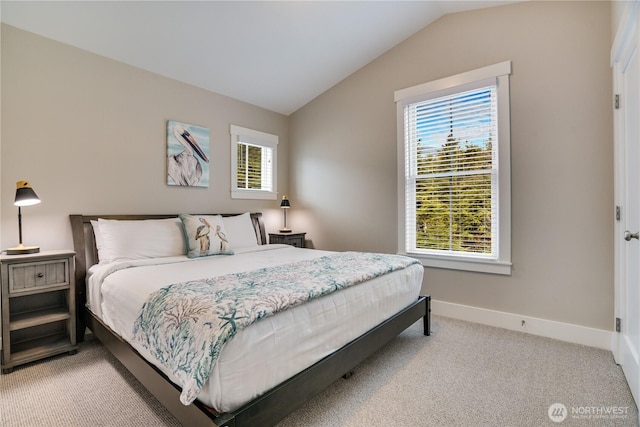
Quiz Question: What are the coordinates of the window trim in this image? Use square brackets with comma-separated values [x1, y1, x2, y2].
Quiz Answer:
[395, 61, 512, 275]
[230, 125, 278, 200]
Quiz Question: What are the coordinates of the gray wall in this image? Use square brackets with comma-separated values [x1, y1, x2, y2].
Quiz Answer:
[289, 1, 614, 330]
[0, 24, 289, 251]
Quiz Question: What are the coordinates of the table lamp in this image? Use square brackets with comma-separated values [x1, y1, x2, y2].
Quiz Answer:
[7, 180, 41, 255]
[279, 195, 291, 233]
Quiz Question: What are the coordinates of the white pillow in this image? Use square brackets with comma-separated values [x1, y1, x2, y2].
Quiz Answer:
[91, 220, 110, 264]
[222, 213, 259, 248]
[96, 218, 186, 263]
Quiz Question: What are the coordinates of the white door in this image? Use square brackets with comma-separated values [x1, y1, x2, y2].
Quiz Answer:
[613, 1, 640, 406]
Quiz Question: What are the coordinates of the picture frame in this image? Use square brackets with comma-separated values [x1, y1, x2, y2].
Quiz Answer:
[167, 120, 210, 187]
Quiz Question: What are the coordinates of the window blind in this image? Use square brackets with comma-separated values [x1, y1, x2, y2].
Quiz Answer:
[230, 124, 278, 200]
[237, 142, 273, 192]
[405, 85, 498, 258]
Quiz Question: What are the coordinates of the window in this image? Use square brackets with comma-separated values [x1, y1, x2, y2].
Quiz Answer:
[395, 61, 512, 275]
[230, 125, 278, 200]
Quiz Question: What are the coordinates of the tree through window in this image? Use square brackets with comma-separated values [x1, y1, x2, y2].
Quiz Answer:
[412, 86, 496, 256]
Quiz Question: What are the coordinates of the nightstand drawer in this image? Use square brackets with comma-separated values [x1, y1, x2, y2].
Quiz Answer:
[8, 259, 70, 294]
[269, 232, 306, 248]
[285, 235, 305, 248]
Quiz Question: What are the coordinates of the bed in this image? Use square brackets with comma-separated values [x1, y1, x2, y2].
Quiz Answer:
[70, 212, 430, 427]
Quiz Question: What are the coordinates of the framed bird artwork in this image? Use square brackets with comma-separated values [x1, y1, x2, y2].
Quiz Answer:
[167, 120, 210, 187]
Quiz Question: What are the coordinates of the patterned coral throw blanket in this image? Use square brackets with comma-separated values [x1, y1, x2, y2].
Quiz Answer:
[131, 251, 419, 405]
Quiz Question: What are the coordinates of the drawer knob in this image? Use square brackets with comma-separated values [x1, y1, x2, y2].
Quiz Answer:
[37, 272, 44, 278]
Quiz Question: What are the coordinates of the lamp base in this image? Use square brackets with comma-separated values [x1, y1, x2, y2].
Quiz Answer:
[279, 228, 292, 233]
[6, 244, 40, 255]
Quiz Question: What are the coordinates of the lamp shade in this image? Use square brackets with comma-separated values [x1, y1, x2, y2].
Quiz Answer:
[280, 196, 291, 208]
[14, 181, 41, 207]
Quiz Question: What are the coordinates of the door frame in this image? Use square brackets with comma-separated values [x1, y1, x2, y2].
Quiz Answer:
[612, 0, 639, 405]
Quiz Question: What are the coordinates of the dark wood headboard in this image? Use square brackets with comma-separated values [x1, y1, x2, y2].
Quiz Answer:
[69, 212, 266, 340]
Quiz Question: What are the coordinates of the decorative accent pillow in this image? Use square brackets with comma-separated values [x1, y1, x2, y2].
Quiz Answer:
[96, 218, 187, 264]
[222, 213, 259, 248]
[179, 214, 234, 258]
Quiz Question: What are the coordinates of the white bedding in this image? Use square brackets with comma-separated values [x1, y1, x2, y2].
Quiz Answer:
[87, 244, 423, 412]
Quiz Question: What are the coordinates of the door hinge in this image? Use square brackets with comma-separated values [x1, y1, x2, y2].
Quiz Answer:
[615, 94, 621, 109]
[616, 317, 621, 333]
[616, 206, 621, 222]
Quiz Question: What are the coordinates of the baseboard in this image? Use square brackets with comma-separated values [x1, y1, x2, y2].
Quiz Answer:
[432, 300, 613, 350]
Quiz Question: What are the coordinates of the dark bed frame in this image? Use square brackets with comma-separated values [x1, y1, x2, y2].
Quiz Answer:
[69, 212, 431, 427]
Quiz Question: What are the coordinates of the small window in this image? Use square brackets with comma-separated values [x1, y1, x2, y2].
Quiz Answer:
[395, 61, 512, 275]
[230, 125, 278, 200]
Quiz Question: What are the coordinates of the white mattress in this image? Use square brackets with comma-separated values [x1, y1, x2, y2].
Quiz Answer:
[87, 244, 423, 412]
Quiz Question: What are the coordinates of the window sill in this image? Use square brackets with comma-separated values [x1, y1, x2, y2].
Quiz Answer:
[401, 252, 512, 275]
[231, 190, 277, 200]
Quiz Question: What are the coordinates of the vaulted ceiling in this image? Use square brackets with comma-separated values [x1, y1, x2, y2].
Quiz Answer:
[1, 1, 517, 115]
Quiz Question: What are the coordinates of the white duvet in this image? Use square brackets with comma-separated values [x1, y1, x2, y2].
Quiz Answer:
[87, 244, 423, 413]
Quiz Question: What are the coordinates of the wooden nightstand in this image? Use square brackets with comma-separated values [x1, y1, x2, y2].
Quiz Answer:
[1, 250, 77, 373]
[269, 232, 306, 248]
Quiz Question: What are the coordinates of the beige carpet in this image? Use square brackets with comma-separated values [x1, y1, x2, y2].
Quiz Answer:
[0, 335, 179, 427]
[1, 316, 637, 426]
